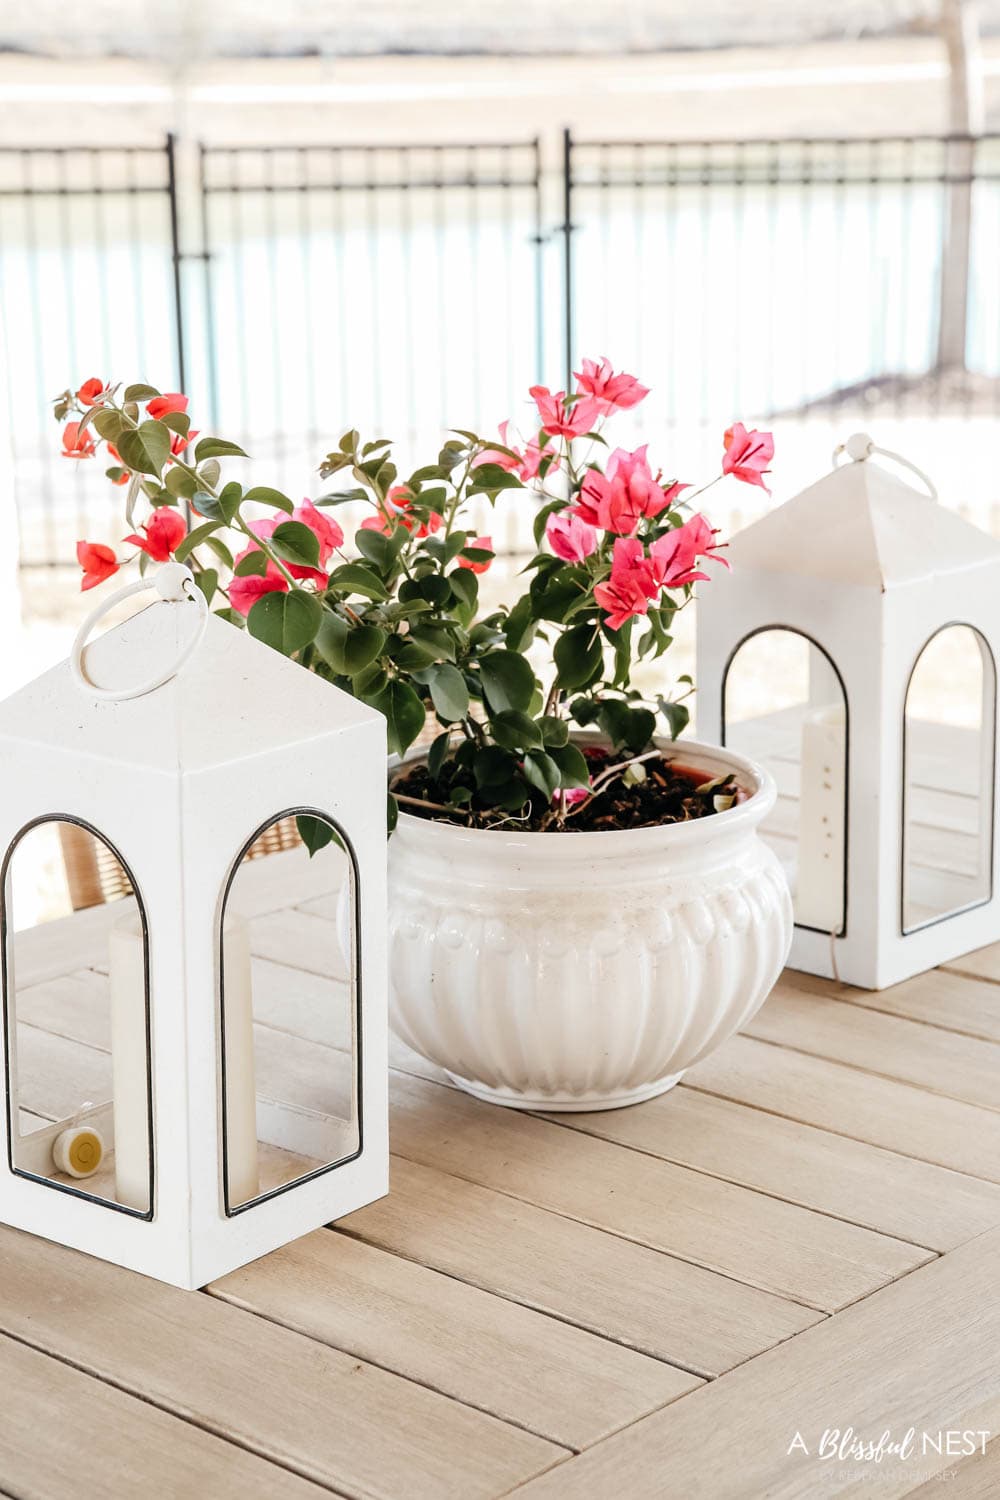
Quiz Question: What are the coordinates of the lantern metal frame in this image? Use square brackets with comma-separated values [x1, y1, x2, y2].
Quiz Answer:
[0, 811, 155, 1221]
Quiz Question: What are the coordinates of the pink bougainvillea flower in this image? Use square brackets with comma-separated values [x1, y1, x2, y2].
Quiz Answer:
[294, 497, 344, 559]
[593, 537, 660, 629]
[546, 509, 598, 563]
[146, 392, 189, 420]
[574, 446, 684, 534]
[458, 535, 494, 574]
[722, 422, 774, 491]
[574, 357, 649, 413]
[361, 484, 443, 539]
[236, 497, 343, 590]
[529, 386, 602, 440]
[474, 420, 521, 473]
[649, 514, 730, 590]
[62, 422, 96, 459]
[76, 377, 107, 407]
[124, 506, 187, 563]
[475, 421, 561, 485]
[76, 540, 119, 592]
[228, 564, 289, 617]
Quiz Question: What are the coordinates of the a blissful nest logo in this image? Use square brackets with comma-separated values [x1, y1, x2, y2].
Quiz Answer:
[787, 1428, 990, 1466]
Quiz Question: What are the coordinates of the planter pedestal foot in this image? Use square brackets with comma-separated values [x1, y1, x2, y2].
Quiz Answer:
[444, 1071, 686, 1113]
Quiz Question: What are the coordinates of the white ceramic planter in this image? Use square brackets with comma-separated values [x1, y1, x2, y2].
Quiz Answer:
[388, 738, 792, 1111]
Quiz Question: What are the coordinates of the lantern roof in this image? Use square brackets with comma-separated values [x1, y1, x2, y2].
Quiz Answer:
[726, 440, 1000, 591]
[0, 601, 380, 772]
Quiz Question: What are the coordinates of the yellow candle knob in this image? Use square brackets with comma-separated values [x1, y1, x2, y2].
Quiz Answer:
[52, 1126, 104, 1179]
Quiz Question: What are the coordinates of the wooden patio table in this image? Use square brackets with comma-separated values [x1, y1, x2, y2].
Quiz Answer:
[2, 847, 999, 1499]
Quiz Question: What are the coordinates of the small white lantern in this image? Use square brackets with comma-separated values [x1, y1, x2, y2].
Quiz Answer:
[0, 566, 387, 1287]
[697, 436, 1000, 990]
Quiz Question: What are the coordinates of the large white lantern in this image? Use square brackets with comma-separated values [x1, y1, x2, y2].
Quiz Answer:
[697, 435, 1000, 990]
[0, 566, 387, 1287]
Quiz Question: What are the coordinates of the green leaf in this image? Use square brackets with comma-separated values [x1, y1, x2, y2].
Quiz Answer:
[193, 567, 218, 605]
[370, 680, 427, 757]
[214, 607, 245, 628]
[474, 745, 519, 789]
[387, 794, 399, 835]
[243, 486, 294, 514]
[116, 420, 171, 477]
[205, 536, 235, 569]
[160, 411, 190, 438]
[92, 408, 124, 443]
[295, 815, 345, 857]
[124, 383, 161, 402]
[193, 486, 242, 525]
[449, 568, 478, 616]
[523, 750, 560, 799]
[356, 528, 395, 573]
[343, 624, 387, 675]
[659, 699, 690, 740]
[539, 715, 569, 748]
[328, 563, 389, 601]
[554, 624, 604, 691]
[427, 730, 452, 781]
[623, 707, 656, 754]
[194, 436, 248, 462]
[234, 549, 269, 577]
[549, 742, 591, 790]
[199, 459, 221, 489]
[427, 664, 469, 722]
[503, 596, 535, 653]
[270, 520, 321, 570]
[164, 464, 197, 500]
[490, 710, 543, 751]
[469, 463, 524, 493]
[408, 624, 457, 663]
[479, 650, 536, 714]
[314, 611, 350, 672]
[246, 590, 322, 656]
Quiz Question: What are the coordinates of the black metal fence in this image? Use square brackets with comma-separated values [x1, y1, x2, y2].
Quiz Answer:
[4, 130, 1000, 573]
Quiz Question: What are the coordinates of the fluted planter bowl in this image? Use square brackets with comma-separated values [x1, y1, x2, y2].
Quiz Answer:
[387, 737, 792, 1111]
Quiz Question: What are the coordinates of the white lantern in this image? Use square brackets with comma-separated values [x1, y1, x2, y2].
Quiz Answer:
[0, 566, 387, 1287]
[697, 435, 1000, 990]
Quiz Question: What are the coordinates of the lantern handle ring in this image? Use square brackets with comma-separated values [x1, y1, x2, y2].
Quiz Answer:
[70, 563, 209, 702]
[832, 433, 938, 503]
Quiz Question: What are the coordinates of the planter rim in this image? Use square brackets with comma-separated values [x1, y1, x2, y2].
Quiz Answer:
[391, 734, 776, 853]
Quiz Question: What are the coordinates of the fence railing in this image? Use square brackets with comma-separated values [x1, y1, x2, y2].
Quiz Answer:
[4, 131, 1000, 574]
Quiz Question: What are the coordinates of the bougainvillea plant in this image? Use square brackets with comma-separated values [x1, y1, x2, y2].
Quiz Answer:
[56, 365, 772, 831]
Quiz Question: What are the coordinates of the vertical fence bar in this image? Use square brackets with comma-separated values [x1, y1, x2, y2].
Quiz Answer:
[562, 127, 573, 390]
[166, 133, 187, 395]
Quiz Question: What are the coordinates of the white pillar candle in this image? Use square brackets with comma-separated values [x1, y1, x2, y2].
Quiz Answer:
[796, 704, 846, 933]
[109, 908, 259, 1212]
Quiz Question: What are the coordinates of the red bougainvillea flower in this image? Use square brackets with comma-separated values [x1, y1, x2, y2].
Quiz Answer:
[103, 442, 129, 486]
[76, 540, 119, 592]
[169, 428, 198, 457]
[124, 506, 187, 563]
[458, 535, 495, 574]
[62, 422, 96, 459]
[229, 565, 289, 617]
[236, 497, 344, 591]
[546, 510, 598, 563]
[76, 377, 108, 407]
[574, 446, 685, 534]
[361, 484, 443, 538]
[529, 386, 602, 440]
[722, 422, 774, 492]
[594, 537, 660, 630]
[574, 357, 649, 413]
[146, 392, 189, 420]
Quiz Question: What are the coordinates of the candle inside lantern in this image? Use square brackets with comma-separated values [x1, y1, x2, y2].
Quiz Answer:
[795, 704, 846, 933]
[109, 907, 259, 1211]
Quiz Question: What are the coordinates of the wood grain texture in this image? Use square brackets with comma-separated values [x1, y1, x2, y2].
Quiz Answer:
[0, 1225, 562, 1500]
[943, 943, 1000, 985]
[905, 1440, 1000, 1498]
[386, 1071, 931, 1310]
[340, 1154, 823, 1378]
[210, 1228, 699, 1451]
[745, 983, 1000, 1110]
[827, 968, 1000, 1044]
[686, 1034, 1000, 1182]
[549, 1083, 1000, 1252]
[505, 1226, 1000, 1500]
[0, 1328, 325, 1500]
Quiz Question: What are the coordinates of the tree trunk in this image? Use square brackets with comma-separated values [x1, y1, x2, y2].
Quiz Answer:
[937, 0, 983, 371]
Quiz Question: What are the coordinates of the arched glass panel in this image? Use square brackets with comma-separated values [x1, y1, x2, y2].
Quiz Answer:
[1, 817, 152, 1216]
[220, 810, 360, 1214]
[903, 625, 995, 933]
[723, 628, 848, 935]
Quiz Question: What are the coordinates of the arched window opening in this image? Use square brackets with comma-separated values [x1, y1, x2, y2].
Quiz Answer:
[219, 810, 361, 1215]
[722, 628, 848, 936]
[1, 817, 153, 1217]
[903, 625, 996, 933]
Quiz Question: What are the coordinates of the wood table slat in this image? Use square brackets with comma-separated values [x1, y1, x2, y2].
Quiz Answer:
[0, 1225, 562, 1500]
[385, 1072, 932, 1311]
[504, 1225, 1000, 1500]
[340, 1154, 823, 1378]
[686, 1033, 1000, 1182]
[210, 1228, 699, 1452]
[548, 1083, 1000, 1252]
[0, 1327, 327, 1500]
[825, 968, 1000, 1044]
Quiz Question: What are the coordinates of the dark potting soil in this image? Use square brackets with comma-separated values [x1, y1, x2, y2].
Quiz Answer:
[392, 746, 743, 833]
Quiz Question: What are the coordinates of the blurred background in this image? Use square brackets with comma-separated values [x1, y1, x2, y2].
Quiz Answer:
[3, 0, 1000, 695]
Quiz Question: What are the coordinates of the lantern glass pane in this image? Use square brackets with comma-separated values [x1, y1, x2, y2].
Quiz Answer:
[221, 812, 360, 1213]
[903, 626, 995, 933]
[1, 819, 152, 1215]
[723, 629, 847, 935]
